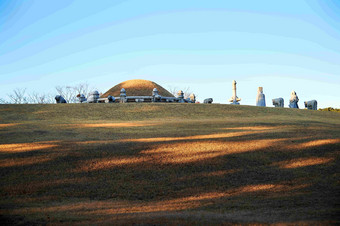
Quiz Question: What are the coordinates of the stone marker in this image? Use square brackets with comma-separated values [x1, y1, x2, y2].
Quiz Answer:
[204, 98, 213, 104]
[55, 95, 67, 104]
[120, 88, 127, 103]
[229, 80, 241, 105]
[87, 91, 100, 103]
[304, 100, 317, 110]
[272, 98, 284, 108]
[288, 91, 299, 108]
[256, 87, 266, 107]
[177, 90, 185, 103]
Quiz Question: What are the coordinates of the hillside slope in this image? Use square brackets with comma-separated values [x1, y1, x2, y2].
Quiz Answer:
[0, 104, 339, 225]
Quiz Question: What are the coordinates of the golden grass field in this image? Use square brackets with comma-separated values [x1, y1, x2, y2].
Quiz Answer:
[0, 103, 339, 225]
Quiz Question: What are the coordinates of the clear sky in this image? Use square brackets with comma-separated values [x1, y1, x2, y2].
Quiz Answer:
[1, 0, 339, 107]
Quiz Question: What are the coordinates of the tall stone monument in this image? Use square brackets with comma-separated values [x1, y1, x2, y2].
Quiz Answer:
[256, 87, 266, 107]
[289, 91, 299, 108]
[229, 80, 241, 105]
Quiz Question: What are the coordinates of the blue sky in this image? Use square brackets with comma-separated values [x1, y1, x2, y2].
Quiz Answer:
[0, 0, 339, 107]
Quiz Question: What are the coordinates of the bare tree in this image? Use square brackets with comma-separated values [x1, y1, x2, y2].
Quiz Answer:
[73, 82, 90, 97]
[55, 82, 96, 103]
[27, 92, 54, 104]
[7, 88, 28, 104]
[46, 93, 56, 104]
[168, 86, 193, 99]
[0, 98, 8, 104]
[55, 86, 78, 103]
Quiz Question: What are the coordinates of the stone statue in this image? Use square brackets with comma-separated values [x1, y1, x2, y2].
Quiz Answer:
[289, 91, 299, 108]
[177, 90, 184, 103]
[152, 88, 161, 102]
[120, 88, 127, 103]
[55, 95, 67, 103]
[304, 100, 317, 110]
[204, 98, 213, 104]
[87, 91, 100, 103]
[272, 98, 284, 108]
[107, 95, 115, 103]
[77, 94, 87, 103]
[189, 93, 196, 103]
[256, 87, 266, 107]
[229, 80, 241, 105]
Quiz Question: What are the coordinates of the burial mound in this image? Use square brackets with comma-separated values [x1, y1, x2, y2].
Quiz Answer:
[101, 79, 174, 97]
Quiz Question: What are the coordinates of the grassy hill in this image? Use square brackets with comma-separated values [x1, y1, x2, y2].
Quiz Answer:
[0, 103, 339, 225]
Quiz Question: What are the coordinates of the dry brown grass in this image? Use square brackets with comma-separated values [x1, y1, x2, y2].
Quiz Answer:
[0, 103, 339, 225]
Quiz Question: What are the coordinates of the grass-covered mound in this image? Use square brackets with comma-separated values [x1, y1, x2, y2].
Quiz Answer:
[0, 104, 339, 224]
[101, 79, 174, 97]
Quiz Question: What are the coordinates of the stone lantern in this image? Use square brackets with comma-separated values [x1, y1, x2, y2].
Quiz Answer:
[152, 88, 161, 102]
[120, 88, 127, 103]
[177, 90, 184, 103]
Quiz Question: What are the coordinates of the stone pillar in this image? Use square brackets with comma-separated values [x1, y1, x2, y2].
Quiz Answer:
[229, 80, 241, 104]
[120, 88, 127, 103]
[256, 87, 266, 107]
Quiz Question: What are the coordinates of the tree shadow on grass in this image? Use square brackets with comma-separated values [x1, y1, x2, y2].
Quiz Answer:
[0, 121, 339, 224]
